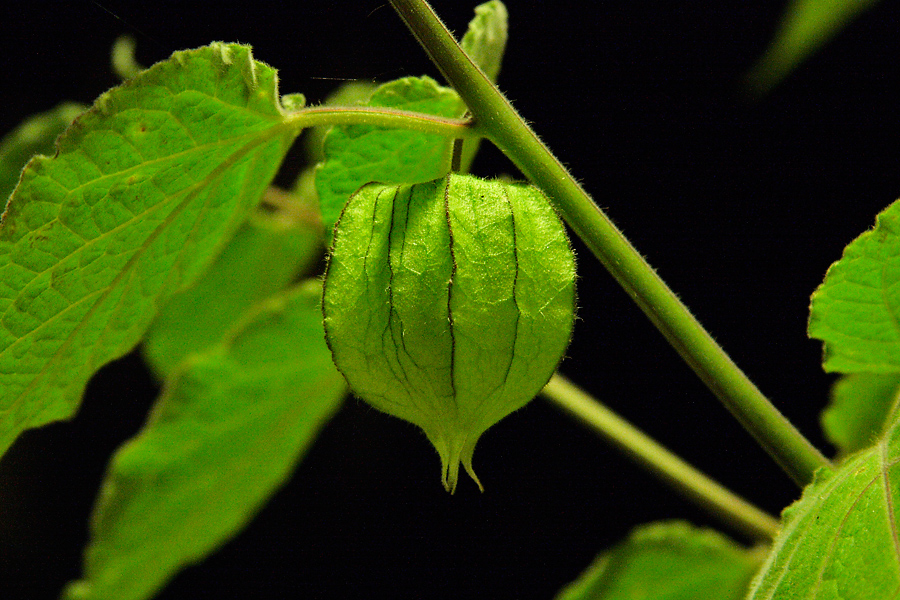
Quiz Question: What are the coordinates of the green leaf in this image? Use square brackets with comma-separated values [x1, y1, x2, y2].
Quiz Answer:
[314, 75, 462, 232]
[747, 409, 900, 599]
[143, 187, 324, 378]
[0, 102, 86, 201]
[0, 43, 300, 457]
[808, 198, 900, 373]
[555, 521, 765, 600]
[314, 0, 508, 233]
[745, 0, 881, 94]
[63, 281, 346, 600]
[823, 373, 900, 458]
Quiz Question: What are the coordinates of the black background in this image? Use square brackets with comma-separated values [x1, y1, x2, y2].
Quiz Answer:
[2, 1, 899, 599]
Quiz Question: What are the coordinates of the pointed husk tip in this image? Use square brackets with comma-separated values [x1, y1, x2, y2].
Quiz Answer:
[436, 433, 484, 494]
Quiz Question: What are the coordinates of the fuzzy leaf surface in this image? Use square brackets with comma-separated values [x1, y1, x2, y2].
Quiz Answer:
[314, 0, 507, 232]
[63, 282, 346, 600]
[0, 102, 86, 201]
[747, 407, 900, 599]
[143, 187, 323, 377]
[0, 43, 298, 456]
[746, 0, 881, 93]
[809, 198, 900, 373]
[555, 521, 764, 600]
[823, 373, 900, 458]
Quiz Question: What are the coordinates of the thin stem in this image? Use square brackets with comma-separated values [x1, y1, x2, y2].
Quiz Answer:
[388, 0, 831, 487]
[284, 105, 476, 139]
[543, 374, 779, 542]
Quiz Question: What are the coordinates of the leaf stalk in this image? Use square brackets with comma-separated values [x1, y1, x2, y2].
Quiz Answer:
[285, 105, 476, 139]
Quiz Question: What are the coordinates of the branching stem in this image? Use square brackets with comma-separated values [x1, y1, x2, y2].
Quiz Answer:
[543, 374, 779, 542]
[387, 0, 831, 487]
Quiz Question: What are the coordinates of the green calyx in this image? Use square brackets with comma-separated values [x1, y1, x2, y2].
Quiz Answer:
[323, 173, 576, 492]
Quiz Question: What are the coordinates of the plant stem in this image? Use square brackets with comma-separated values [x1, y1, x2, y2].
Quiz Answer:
[543, 374, 779, 542]
[285, 105, 476, 138]
[388, 0, 831, 487]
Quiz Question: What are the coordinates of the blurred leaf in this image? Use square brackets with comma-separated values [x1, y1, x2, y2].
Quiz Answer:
[822, 373, 900, 458]
[143, 187, 324, 377]
[111, 36, 143, 80]
[0, 102, 86, 201]
[555, 521, 764, 600]
[460, 0, 508, 85]
[456, 0, 507, 172]
[746, 0, 881, 94]
[64, 281, 346, 600]
[808, 198, 900, 373]
[747, 406, 900, 599]
[0, 43, 300, 458]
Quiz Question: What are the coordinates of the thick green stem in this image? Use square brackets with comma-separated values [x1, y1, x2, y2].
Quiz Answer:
[543, 375, 779, 542]
[388, 0, 831, 487]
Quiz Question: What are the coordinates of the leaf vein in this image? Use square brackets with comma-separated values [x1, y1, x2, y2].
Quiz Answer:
[0, 124, 288, 425]
[809, 465, 881, 599]
[882, 441, 900, 569]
